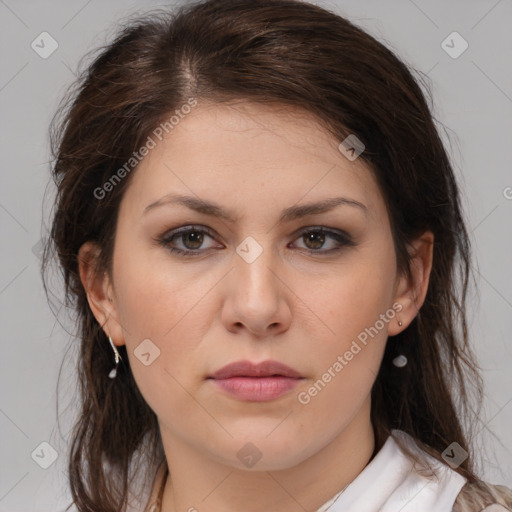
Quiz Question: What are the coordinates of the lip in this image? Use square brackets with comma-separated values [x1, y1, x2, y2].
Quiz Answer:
[208, 360, 303, 402]
[209, 360, 303, 379]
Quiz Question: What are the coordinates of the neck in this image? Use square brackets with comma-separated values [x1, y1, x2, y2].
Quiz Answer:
[160, 398, 376, 512]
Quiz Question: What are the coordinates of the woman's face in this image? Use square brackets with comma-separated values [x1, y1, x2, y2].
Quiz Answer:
[89, 101, 411, 470]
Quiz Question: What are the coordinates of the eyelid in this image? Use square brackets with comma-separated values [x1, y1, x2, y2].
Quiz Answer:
[293, 225, 353, 242]
[161, 224, 216, 240]
[158, 224, 220, 248]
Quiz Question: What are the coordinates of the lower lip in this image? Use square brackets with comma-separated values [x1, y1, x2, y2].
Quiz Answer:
[209, 376, 302, 401]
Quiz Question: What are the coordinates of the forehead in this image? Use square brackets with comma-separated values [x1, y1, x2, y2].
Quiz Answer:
[119, 101, 385, 222]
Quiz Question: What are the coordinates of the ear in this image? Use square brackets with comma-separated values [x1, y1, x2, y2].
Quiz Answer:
[77, 241, 126, 346]
[388, 231, 434, 336]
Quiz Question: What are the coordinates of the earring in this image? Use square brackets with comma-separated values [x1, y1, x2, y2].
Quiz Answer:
[392, 354, 407, 367]
[393, 317, 406, 367]
[108, 335, 122, 379]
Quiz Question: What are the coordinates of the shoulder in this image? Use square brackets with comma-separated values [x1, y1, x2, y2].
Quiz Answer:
[453, 479, 512, 511]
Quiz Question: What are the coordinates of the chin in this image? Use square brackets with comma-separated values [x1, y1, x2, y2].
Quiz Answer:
[212, 434, 312, 472]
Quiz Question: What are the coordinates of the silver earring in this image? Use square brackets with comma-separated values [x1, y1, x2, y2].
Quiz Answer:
[392, 318, 406, 367]
[392, 354, 407, 367]
[108, 335, 122, 379]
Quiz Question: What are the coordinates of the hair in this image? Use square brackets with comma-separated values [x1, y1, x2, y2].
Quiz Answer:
[42, 0, 485, 510]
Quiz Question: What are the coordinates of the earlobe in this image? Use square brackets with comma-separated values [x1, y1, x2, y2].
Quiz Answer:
[389, 231, 434, 335]
[78, 242, 125, 345]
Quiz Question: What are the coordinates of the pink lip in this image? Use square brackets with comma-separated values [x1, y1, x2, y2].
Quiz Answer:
[208, 360, 303, 402]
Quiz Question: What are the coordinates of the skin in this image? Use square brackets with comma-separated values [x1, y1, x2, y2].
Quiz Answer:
[79, 101, 433, 512]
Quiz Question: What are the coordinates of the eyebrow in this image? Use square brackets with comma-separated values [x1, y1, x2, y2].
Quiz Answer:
[142, 193, 367, 223]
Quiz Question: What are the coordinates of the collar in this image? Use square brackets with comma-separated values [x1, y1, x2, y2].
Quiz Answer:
[320, 430, 467, 511]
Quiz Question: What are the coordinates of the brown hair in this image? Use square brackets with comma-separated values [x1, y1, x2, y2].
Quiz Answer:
[42, 0, 484, 510]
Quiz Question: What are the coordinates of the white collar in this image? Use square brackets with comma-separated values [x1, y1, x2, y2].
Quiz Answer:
[317, 430, 467, 512]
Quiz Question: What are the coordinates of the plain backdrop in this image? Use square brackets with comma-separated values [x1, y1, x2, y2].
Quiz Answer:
[1, 0, 511, 510]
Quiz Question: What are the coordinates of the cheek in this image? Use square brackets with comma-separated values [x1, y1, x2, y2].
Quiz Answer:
[113, 263, 208, 422]
[293, 245, 397, 399]
[293, 273, 392, 435]
[113, 236, 209, 338]
[300, 253, 396, 346]
[111, 245, 210, 395]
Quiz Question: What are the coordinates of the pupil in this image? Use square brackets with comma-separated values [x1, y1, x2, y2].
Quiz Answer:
[184, 231, 203, 249]
[305, 232, 324, 249]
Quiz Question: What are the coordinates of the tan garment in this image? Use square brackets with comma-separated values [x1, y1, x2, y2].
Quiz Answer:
[143, 459, 512, 512]
[453, 479, 512, 511]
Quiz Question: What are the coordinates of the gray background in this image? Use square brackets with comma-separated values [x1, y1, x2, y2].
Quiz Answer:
[1, 0, 511, 510]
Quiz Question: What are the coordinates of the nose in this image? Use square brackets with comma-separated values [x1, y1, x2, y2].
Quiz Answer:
[220, 243, 292, 337]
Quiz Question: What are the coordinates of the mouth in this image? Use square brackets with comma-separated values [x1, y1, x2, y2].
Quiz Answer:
[207, 360, 304, 402]
[208, 359, 303, 379]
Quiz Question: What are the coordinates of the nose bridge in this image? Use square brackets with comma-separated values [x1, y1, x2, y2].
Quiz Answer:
[220, 230, 294, 336]
[225, 232, 291, 333]
[234, 234, 280, 302]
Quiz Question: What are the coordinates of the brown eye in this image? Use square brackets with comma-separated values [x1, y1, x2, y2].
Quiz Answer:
[181, 230, 204, 250]
[302, 231, 326, 250]
[158, 225, 220, 255]
[291, 228, 353, 254]
[157, 225, 353, 257]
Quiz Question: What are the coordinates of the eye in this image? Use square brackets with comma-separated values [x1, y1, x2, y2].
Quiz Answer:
[290, 227, 354, 254]
[156, 225, 354, 257]
[156, 225, 220, 256]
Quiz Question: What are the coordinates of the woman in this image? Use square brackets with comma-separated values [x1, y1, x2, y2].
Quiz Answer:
[42, 0, 512, 511]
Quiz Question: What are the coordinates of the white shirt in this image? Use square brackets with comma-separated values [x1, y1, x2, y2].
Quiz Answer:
[317, 430, 467, 512]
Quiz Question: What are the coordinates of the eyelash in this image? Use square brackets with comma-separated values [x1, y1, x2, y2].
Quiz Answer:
[155, 225, 354, 257]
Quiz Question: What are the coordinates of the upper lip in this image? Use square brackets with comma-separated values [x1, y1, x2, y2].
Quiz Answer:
[209, 360, 303, 379]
